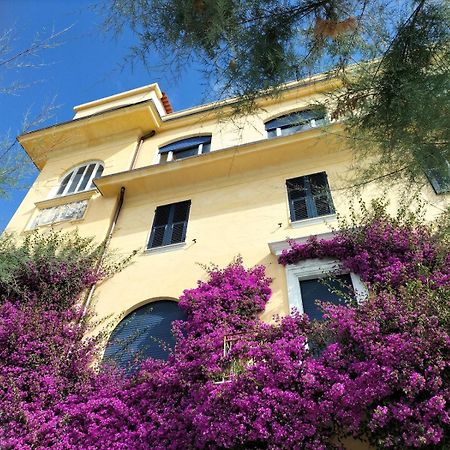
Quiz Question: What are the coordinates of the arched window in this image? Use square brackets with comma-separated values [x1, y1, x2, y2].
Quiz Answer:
[103, 300, 186, 371]
[158, 135, 211, 163]
[265, 109, 326, 138]
[55, 161, 104, 197]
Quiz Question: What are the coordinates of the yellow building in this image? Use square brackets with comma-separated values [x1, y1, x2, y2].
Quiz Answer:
[6, 75, 449, 368]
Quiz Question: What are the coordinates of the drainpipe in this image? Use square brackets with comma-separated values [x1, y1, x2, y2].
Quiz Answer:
[82, 186, 126, 318]
[129, 130, 156, 170]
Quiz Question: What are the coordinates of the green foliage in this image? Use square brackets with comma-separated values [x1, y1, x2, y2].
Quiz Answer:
[104, 0, 449, 186]
[333, 2, 450, 189]
[0, 229, 133, 306]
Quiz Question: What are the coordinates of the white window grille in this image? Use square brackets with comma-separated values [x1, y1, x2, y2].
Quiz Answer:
[32, 200, 88, 228]
[55, 162, 104, 197]
[214, 333, 255, 384]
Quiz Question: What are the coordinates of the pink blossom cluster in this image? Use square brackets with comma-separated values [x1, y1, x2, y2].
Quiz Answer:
[0, 213, 449, 449]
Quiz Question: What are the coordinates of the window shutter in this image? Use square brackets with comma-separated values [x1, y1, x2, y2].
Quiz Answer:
[159, 136, 212, 154]
[286, 172, 334, 221]
[103, 300, 187, 372]
[148, 200, 191, 248]
[425, 166, 450, 194]
[265, 109, 326, 134]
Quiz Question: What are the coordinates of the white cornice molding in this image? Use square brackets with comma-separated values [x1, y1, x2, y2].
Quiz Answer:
[268, 231, 335, 256]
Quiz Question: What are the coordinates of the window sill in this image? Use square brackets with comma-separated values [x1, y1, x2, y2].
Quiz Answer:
[290, 214, 337, 229]
[144, 242, 186, 255]
[35, 189, 97, 209]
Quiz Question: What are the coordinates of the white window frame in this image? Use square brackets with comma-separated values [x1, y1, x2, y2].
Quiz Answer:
[166, 143, 205, 162]
[51, 161, 104, 198]
[284, 258, 368, 315]
[265, 109, 327, 138]
[156, 136, 212, 165]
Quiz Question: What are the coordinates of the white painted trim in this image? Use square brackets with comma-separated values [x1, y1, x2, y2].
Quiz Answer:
[50, 161, 104, 198]
[143, 241, 186, 255]
[152, 152, 162, 165]
[290, 213, 337, 229]
[268, 231, 335, 256]
[284, 258, 368, 314]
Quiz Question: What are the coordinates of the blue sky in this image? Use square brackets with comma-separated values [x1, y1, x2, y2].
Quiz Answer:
[0, 1, 210, 230]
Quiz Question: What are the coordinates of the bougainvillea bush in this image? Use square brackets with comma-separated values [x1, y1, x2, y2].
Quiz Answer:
[0, 202, 449, 449]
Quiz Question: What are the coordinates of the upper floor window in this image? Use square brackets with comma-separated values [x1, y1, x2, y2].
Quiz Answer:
[265, 109, 326, 138]
[56, 161, 104, 197]
[286, 172, 334, 222]
[159, 136, 211, 163]
[147, 200, 191, 249]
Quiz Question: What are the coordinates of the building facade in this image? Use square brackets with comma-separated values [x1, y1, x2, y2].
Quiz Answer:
[6, 76, 449, 368]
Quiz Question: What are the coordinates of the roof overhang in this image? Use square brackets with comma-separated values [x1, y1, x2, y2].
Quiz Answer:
[94, 123, 345, 197]
[18, 100, 163, 170]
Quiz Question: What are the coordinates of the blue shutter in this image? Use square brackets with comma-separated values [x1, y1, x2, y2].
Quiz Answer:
[286, 172, 333, 221]
[425, 167, 450, 194]
[265, 110, 325, 132]
[159, 136, 212, 154]
[148, 200, 191, 248]
[300, 274, 353, 321]
[103, 300, 187, 372]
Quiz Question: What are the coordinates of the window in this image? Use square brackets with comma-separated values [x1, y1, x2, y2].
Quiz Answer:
[147, 200, 191, 249]
[103, 300, 186, 372]
[56, 162, 104, 197]
[424, 157, 450, 194]
[286, 172, 334, 222]
[265, 109, 326, 138]
[159, 136, 211, 163]
[284, 258, 368, 317]
[299, 274, 353, 321]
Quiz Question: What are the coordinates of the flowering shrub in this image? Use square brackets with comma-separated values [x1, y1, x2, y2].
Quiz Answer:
[0, 231, 125, 449]
[0, 203, 449, 449]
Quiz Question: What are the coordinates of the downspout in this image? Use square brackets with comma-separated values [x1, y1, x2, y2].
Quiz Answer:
[129, 130, 156, 170]
[81, 186, 126, 318]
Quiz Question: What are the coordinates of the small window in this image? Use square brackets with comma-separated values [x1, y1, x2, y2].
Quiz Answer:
[299, 274, 353, 321]
[159, 136, 211, 163]
[424, 157, 450, 194]
[56, 162, 104, 197]
[265, 109, 326, 138]
[286, 172, 334, 221]
[103, 300, 187, 372]
[147, 200, 191, 249]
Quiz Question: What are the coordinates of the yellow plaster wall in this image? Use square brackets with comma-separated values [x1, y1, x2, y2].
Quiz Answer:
[5, 80, 445, 450]
[5, 81, 448, 330]
[134, 91, 330, 168]
[6, 131, 140, 236]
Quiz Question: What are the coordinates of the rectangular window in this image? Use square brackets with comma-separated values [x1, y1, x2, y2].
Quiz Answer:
[147, 200, 191, 249]
[299, 274, 353, 321]
[286, 172, 334, 221]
